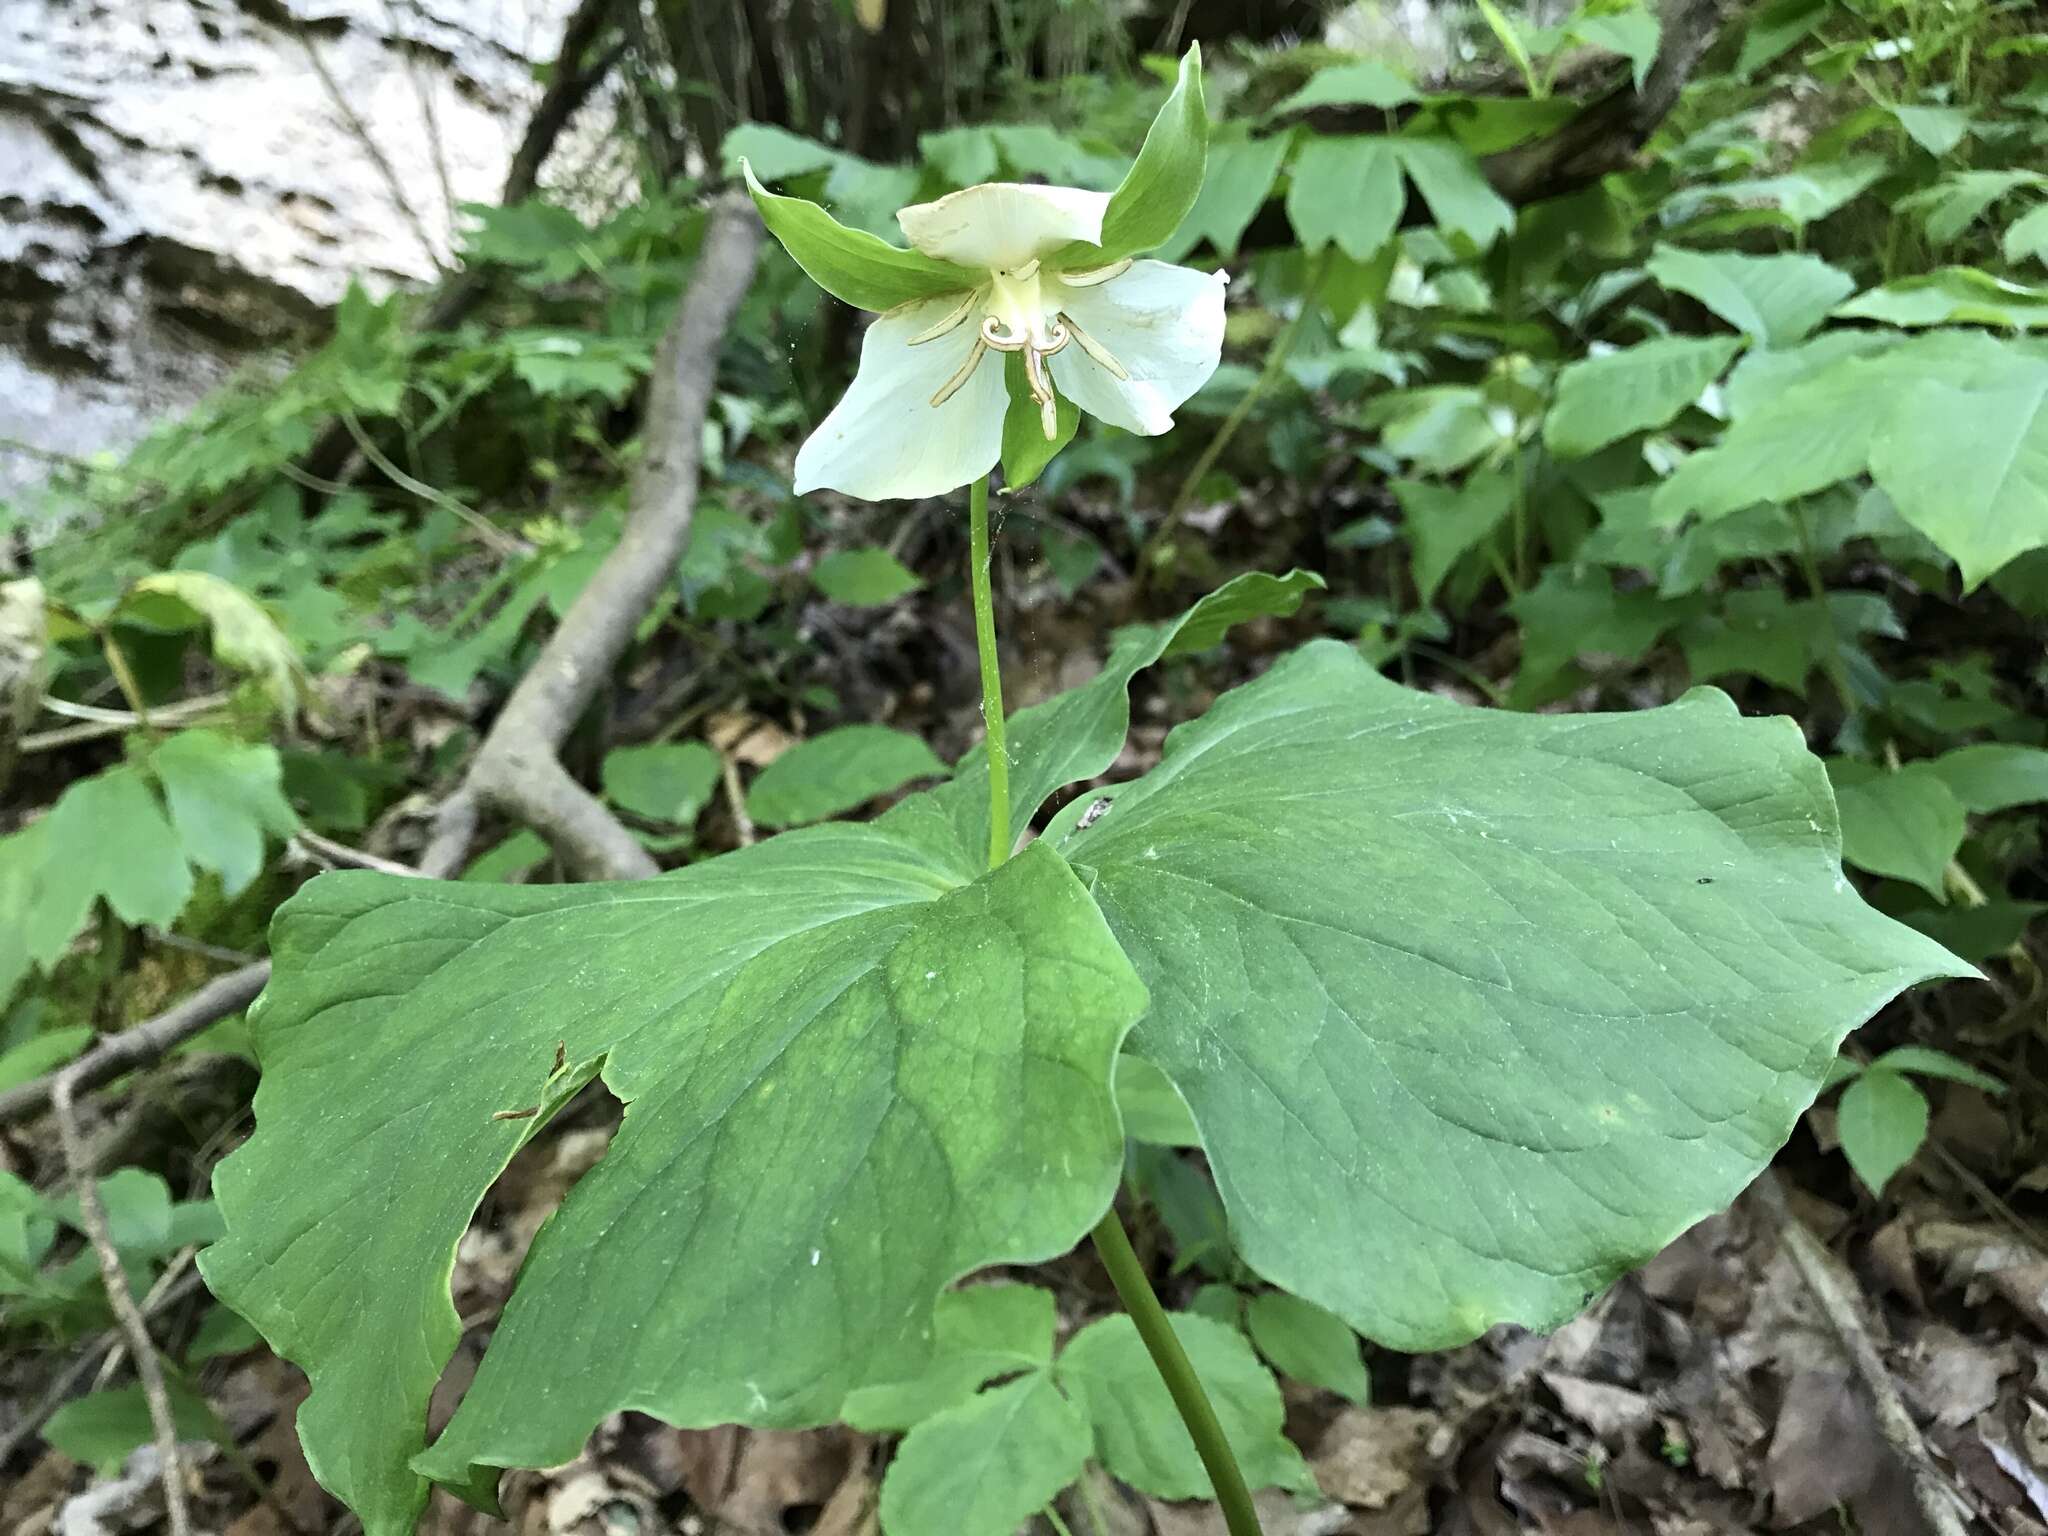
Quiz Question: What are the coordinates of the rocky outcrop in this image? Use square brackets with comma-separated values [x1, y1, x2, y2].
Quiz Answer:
[0, 0, 571, 499]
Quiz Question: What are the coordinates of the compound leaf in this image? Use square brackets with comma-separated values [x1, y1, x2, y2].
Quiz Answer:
[151, 730, 300, 897]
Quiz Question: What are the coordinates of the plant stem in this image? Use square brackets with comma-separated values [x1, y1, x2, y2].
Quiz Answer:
[973, 477, 1250, 1529]
[1139, 251, 1332, 587]
[1791, 504, 1858, 726]
[1090, 1208, 1265, 1536]
[969, 474, 1010, 870]
[98, 630, 155, 733]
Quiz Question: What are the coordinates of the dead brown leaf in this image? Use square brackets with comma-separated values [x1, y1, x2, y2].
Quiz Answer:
[1914, 1221, 2048, 1335]
[1905, 1324, 2014, 1428]
[1313, 1406, 1438, 1509]
[672, 1424, 858, 1535]
[1763, 1368, 1886, 1526]
[1541, 1374, 1657, 1443]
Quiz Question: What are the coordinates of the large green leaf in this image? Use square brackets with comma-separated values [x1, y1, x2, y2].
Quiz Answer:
[1869, 352, 2048, 588]
[1050, 642, 1965, 1351]
[202, 837, 1146, 1535]
[1645, 245, 1854, 348]
[1544, 336, 1743, 457]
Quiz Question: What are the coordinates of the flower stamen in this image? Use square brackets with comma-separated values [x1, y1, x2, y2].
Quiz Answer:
[1058, 258, 1133, 289]
[906, 289, 985, 346]
[979, 314, 1070, 439]
[929, 335, 990, 407]
[1059, 314, 1131, 380]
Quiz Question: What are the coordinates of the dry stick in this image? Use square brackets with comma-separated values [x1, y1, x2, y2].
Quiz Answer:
[294, 26, 445, 275]
[50, 1069, 196, 1536]
[294, 828, 426, 879]
[420, 195, 763, 881]
[1756, 1174, 1973, 1536]
[1481, 0, 1750, 205]
[0, 963, 273, 1127]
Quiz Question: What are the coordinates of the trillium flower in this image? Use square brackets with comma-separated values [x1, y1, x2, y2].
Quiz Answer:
[745, 47, 1220, 502]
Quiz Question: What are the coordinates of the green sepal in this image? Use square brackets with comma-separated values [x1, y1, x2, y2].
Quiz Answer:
[1057, 45, 1208, 267]
[1000, 351, 1080, 490]
[742, 161, 972, 313]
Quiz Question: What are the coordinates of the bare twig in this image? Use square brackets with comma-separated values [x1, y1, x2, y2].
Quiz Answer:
[0, 962, 271, 1127]
[50, 1070, 196, 1536]
[294, 26, 444, 274]
[23, 692, 234, 753]
[504, 0, 622, 206]
[144, 929, 261, 967]
[339, 410, 529, 556]
[424, 195, 762, 880]
[293, 827, 431, 879]
[1756, 1174, 1974, 1536]
[1482, 0, 1748, 204]
[721, 753, 757, 847]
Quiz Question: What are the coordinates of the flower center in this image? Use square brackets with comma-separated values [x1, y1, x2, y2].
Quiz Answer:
[910, 258, 1136, 442]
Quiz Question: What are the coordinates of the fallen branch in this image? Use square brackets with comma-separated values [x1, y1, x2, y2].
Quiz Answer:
[1757, 1173, 1974, 1536]
[1481, 0, 1746, 205]
[423, 193, 763, 881]
[0, 962, 270, 1127]
[50, 1069, 195, 1536]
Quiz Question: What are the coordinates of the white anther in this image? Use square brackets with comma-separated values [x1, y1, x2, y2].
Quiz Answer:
[1058, 258, 1132, 288]
[1059, 314, 1130, 380]
[906, 289, 983, 346]
[929, 335, 990, 406]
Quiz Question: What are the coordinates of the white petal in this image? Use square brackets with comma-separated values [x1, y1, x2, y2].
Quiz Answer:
[793, 295, 1005, 501]
[898, 183, 1109, 272]
[1047, 260, 1227, 436]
